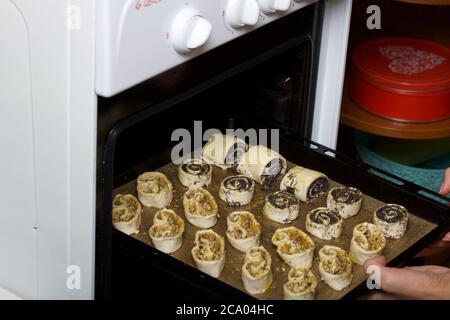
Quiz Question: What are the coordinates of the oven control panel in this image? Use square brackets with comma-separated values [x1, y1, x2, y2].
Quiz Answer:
[96, 0, 317, 97]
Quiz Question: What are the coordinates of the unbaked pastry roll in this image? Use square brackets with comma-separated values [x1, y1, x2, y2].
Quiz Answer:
[219, 175, 255, 207]
[202, 133, 248, 169]
[226, 211, 261, 252]
[241, 246, 273, 294]
[183, 187, 219, 228]
[373, 204, 409, 239]
[178, 159, 212, 188]
[237, 145, 287, 189]
[280, 166, 329, 202]
[263, 190, 299, 224]
[318, 245, 353, 291]
[149, 208, 184, 253]
[305, 207, 343, 240]
[271, 226, 315, 268]
[284, 267, 317, 300]
[112, 194, 142, 235]
[191, 229, 225, 278]
[327, 187, 363, 219]
[349, 222, 386, 265]
[136, 172, 173, 208]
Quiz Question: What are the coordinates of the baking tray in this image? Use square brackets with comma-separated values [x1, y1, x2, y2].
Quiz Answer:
[112, 146, 441, 300]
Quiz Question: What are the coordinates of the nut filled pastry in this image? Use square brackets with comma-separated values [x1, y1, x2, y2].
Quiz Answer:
[136, 172, 173, 208]
[149, 208, 185, 254]
[263, 190, 300, 224]
[237, 145, 287, 189]
[202, 133, 248, 169]
[349, 222, 386, 265]
[280, 166, 329, 202]
[219, 175, 255, 207]
[191, 229, 225, 278]
[226, 211, 261, 253]
[178, 159, 212, 188]
[183, 187, 219, 228]
[318, 245, 353, 291]
[112, 194, 142, 235]
[284, 267, 318, 300]
[373, 204, 409, 239]
[305, 207, 343, 240]
[241, 246, 273, 295]
[327, 186, 363, 219]
[271, 226, 315, 268]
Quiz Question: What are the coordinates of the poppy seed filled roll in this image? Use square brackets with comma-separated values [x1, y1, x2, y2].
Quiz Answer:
[202, 133, 248, 169]
[327, 187, 363, 219]
[219, 175, 255, 207]
[373, 204, 409, 239]
[263, 190, 300, 224]
[237, 145, 287, 189]
[178, 159, 212, 188]
[280, 166, 329, 202]
[305, 207, 343, 240]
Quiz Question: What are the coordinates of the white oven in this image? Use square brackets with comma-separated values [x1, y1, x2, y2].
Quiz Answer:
[0, 0, 352, 299]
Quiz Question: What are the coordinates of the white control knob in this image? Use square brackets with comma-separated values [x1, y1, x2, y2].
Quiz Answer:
[258, 0, 291, 14]
[170, 7, 212, 54]
[225, 0, 260, 29]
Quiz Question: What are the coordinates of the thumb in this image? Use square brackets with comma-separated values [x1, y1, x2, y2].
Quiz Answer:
[364, 256, 438, 299]
[439, 168, 450, 195]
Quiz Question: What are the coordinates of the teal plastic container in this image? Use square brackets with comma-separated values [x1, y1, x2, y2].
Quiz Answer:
[354, 131, 450, 196]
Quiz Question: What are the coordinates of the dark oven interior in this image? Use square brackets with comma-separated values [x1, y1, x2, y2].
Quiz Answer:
[95, 3, 324, 299]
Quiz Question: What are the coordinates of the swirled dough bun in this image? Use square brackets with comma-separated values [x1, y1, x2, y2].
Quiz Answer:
[271, 226, 315, 268]
[305, 207, 343, 240]
[327, 187, 363, 219]
[318, 245, 353, 291]
[191, 229, 225, 278]
[373, 204, 409, 239]
[183, 187, 218, 228]
[263, 190, 299, 224]
[280, 166, 329, 202]
[284, 267, 317, 300]
[349, 222, 386, 265]
[178, 159, 212, 188]
[136, 172, 173, 208]
[112, 194, 142, 235]
[202, 133, 248, 169]
[237, 145, 287, 189]
[149, 209, 185, 254]
[226, 211, 261, 252]
[241, 246, 273, 294]
[219, 175, 255, 207]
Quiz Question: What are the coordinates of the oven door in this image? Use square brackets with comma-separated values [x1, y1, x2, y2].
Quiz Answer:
[96, 3, 324, 299]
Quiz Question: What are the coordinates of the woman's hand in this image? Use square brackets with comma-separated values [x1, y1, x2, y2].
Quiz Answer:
[439, 168, 450, 241]
[439, 168, 450, 195]
[363, 256, 450, 300]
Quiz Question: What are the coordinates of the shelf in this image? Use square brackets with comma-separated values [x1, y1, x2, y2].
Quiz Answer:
[395, 0, 450, 5]
[340, 83, 450, 140]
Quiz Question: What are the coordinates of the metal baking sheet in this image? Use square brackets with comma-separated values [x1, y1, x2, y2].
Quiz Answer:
[113, 160, 437, 300]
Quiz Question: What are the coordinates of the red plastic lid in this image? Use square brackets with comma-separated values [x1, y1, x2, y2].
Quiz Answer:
[352, 37, 450, 93]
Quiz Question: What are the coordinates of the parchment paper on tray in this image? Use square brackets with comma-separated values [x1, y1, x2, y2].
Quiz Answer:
[113, 161, 437, 300]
